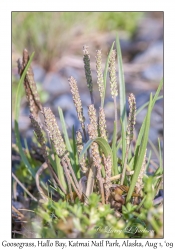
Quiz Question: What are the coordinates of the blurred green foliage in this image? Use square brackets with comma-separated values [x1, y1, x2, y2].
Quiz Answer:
[29, 192, 163, 238]
[12, 12, 143, 70]
[93, 12, 143, 33]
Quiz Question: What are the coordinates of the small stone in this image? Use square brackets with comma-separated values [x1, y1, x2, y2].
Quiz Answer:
[141, 63, 163, 82]
[60, 66, 80, 81]
[136, 17, 163, 42]
[53, 95, 74, 111]
[42, 73, 69, 95]
[133, 41, 163, 64]
[134, 92, 150, 109]
[33, 64, 46, 82]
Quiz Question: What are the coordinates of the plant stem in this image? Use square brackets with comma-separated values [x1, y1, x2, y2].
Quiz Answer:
[64, 156, 82, 197]
[110, 170, 134, 181]
[12, 173, 37, 202]
[120, 143, 130, 185]
[114, 96, 118, 131]
[85, 164, 96, 201]
[61, 160, 74, 202]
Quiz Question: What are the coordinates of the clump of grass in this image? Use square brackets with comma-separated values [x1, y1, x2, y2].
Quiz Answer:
[13, 35, 163, 238]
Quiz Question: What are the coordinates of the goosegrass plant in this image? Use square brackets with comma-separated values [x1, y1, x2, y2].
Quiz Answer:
[13, 34, 163, 238]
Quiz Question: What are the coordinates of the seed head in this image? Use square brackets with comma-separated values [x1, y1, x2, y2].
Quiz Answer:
[109, 50, 118, 98]
[68, 76, 85, 129]
[88, 104, 98, 138]
[30, 114, 48, 160]
[83, 45, 93, 93]
[76, 130, 88, 174]
[126, 93, 136, 145]
[99, 107, 107, 141]
[96, 50, 104, 98]
[42, 107, 66, 158]
[21, 49, 42, 117]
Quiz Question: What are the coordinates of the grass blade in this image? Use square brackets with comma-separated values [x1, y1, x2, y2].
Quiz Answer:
[58, 107, 73, 154]
[79, 137, 113, 164]
[102, 41, 115, 107]
[136, 95, 163, 116]
[14, 52, 35, 177]
[146, 150, 152, 171]
[120, 118, 126, 166]
[112, 121, 118, 175]
[58, 107, 78, 176]
[72, 125, 80, 178]
[55, 154, 67, 192]
[134, 79, 163, 158]
[126, 94, 152, 203]
[116, 33, 127, 132]
[158, 138, 163, 169]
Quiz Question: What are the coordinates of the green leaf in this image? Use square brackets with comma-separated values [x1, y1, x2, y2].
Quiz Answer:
[158, 138, 162, 169]
[24, 138, 33, 166]
[134, 79, 163, 160]
[102, 41, 115, 107]
[49, 143, 66, 193]
[55, 153, 67, 193]
[116, 33, 127, 132]
[58, 107, 78, 176]
[58, 107, 73, 154]
[126, 94, 152, 203]
[14, 52, 35, 177]
[72, 125, 80, 179]
[146, 150, 152, 171]
[79, 137, 113, 164]
[120, 118, 126, 166]
[136, 95, 163, 115]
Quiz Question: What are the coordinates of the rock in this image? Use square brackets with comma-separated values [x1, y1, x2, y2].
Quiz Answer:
[33, 64, 46, 83]
[53, 94, 74, 112]
[135, 17, 163, 42]
[135, 92, 150, 110]
[42, 73, 69, 95]
[60, 66, 80, 82]
[133, 41, 163, 64]
[141, 63, 163, 82]
[80, 93, 91, 107]
[12, 200, 24, 209]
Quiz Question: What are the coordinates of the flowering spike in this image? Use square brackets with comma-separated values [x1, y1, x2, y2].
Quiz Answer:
[126, 93, 136, 145]
[99, 107, 107, 141]
[88, 104, 98, 138]
[76, 130, 88, 174]
[30, 115, 47, 160]
[83, 45, 94, 103]
[68, 76, 85, 130]
[43, 107, 66, 158]
[109, 49, 118, 98]
[20, 49, 42, 117]
[96, 50, 104, 99]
